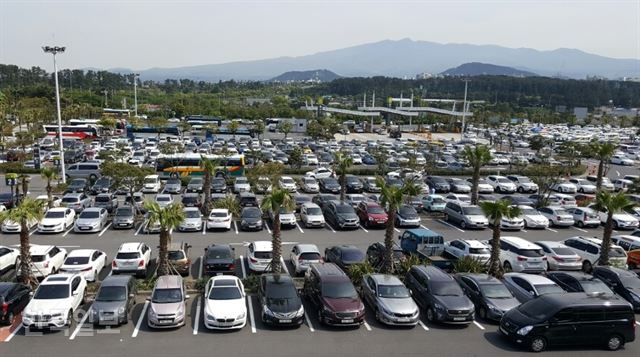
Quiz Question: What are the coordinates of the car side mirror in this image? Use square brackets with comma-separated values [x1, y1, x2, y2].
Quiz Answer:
[145, 296, 151, 301]
[129, 293, 135, 298]
[185, 295, 191, 300]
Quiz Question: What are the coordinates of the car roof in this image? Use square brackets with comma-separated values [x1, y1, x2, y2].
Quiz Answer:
[369, 274, 402, 285]
[100, 275, 133, 287]
[505, 272, 554, 284]
[534, 293, 632, 310]
[311, 262, 348, 280]
[414, 265, 451, 281]
[251, 241, 272, 251]
[534, 241, 566, 248]
[263, 273, 294, 285]
[30, 245, 55, 254]
[41, 274, 75, 284]
[154, 275, 182, 289]
[594, 265, 638, 278]
[460, 240, 487, 248]
[118, 242, 143, 252]
[501, 236, 542, 249]
[63, 192, 83, 198]
[546, 271, 593, 280]
[295, 244, 320, 253]
[67, 249, 97, 257]
[80, 207, 103, 213]
[458, 273, 501, 284]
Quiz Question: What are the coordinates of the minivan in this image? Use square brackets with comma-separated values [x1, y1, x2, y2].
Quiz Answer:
[65, 163, 101, 181]
[500, 293, 636, 352]
[592, 266, 640, 312]
[489, 236, 546, 273]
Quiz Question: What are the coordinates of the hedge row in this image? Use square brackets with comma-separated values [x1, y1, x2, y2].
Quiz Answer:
[0, 163, 41, 174]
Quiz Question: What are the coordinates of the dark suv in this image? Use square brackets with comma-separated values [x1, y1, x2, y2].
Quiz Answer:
[303, 263, 365, 326]
[324, 245, 365, 271]
[426, 176, 450, 193]
[592, 266, 640, 312]
[344, 175, 363, 193]
[323, 201, 359, 230]
[405, 265, 475, 324]
[259, 274, 304, 326]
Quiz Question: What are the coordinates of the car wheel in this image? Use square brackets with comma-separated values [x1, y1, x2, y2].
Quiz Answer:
[478, 307, 487, 321]
[374, 308, 382, 322]
[606, 334, 624, 351]
[443, 213, 449, 222]
[523, 220, 529, 229]
[460, 221, 466, 229]
[579, 188, 584, 193]
[582, 260, 593, 273]
[529, 336, 547, 352]
[6, 311, 15, 324]
[577, 220, 584, 228]
[317, 309, 324, 325]
[517, 187, 523, 193]
[426, 307, 435, 322]
[613, 221, 619, 230]
[503, 261, 513, 272]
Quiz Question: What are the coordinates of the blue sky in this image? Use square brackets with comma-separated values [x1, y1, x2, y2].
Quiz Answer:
[1, 0, 638, 70]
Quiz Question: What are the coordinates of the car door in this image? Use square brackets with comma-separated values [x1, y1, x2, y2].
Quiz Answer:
[290, 246, 299, 269]
[459, 277, 482, 306]
[66, 208, 74, 226]
[48, 247, 62, 270]
[70, 276, 82, 310]
[574, 308, 606, 345]
[0, 247, 13, 270]
[547, 308, 578, 345]
[362, 276, 376, 307]
[508, 277, 534, 302]
[92, 250, 105, 272]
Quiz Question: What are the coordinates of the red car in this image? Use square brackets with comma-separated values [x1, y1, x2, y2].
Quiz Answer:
[356, 201, 388, 228]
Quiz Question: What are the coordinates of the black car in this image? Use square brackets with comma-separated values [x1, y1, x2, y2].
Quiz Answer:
[211, 177, 227, 193]
[0, 193, 20, 209]
[91, 176, 113, 195]
[592, 266, 640, 312]
[237, 192, 259, 207]
[323, 201, 359, 230]
[240, 206, 263, 231]
[66, 178, 89, 193]
[545, 271, 614, 295]
[366, 242, 405, 271]
[203, 244, 235, 275]
[181, 193, 202, 208]
[500, 293, 636, 352]
[405, 265, 475, 324]
[345, 175, 364, 193]
[502, 196, 535, 207]
[426, 176, 450, 193]
[0, 282, 30, 325]
[259, 274, 304, 326]
[319, 177, 341, 194]
[186, 177, 204, 193]
[454, 273, 520, 322]
[311, 194, 337, 209]
[324, 245, 365, 271]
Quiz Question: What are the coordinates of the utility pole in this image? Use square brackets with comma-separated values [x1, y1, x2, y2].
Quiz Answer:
[133, 73, 140, 117]
[461, 79, 470, 141]
[102, 89, 108, 107]
[42, 45, 67, 183]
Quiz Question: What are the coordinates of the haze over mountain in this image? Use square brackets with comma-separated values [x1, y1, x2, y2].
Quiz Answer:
[441, 62, 537, 77]
[108, 39, 639, 81]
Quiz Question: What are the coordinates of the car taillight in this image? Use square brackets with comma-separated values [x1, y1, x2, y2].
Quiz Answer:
[517, 256, 527, 261]
[2, 302, 8, 314]
[228, 263, 235, 271]
[138, 260, 144, 267]
[556, 216, 561, 220]
[44, 262, 49, 268]
[584, 213, 588, 220]
[249, 257, 258, 263]
[553, 256, 564, 262]
[82, 267, 92, 271]
[112, 260, 117, 267]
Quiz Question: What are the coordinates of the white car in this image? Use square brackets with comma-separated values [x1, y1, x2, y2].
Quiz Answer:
[0, 245, 19, 273]
[303, 154, 319, 166]
[278, 176, 298, 193]
[22, 274, 87, 329]
[112, 242, 152, 278]
[588, 204, 640, 230]
[2, 216, 38, 233]
[289, 244, 322, 275]
[486, 175, 516, 193]
[533, 241, 582, 271]
[29, 245, 68, 278]
[305, 167, 334, 179]
[233, 177, 251, 193]
[35, 194, 61, 208]
[563, 236, 628, 272]
[73, 207, 109, 233]
[518, 205, 549, 229]
[142, 174, 162, 193]
[271, 208, 297, 227]
[203, 276, 247, 330]
[207, 208, 232, 230]
[300, 177, 319, 193]
[247, 241, 273, 272]
[551, 181, 577, 194]
[155, 194, 174, 208]
[507, 175, 539, 194]
[299, 202, 325, 228]
[497, 215, 525, 231]
[60, 249, 107, 282]
[470, 178, 494, 194]
[537, 206, 575, 227]
[550, 193, 577, 208]
[37, 207, 76, 233]
[445, 193, 471, 204]
[178, 207, 203, 231]
[444, 239, 490, 264]
[565, 207, 601, 228]
[611, 154, 634, 166]
[568, 178, 596, 193]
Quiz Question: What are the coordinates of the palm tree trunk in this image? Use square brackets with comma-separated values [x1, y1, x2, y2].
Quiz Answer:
[340, 172, 345, 202]
[46, 178, 53, 209]
[488, 220, 503, 278]
[271, 213, 282, 273]
[471, 167, 480, 205]
[18, 220, 33, 286]
[596, 159, 604, 191]
[600, 213, 613, 266]
[157, 228, 170, 276]
[202, 171, 211, 215]
[382, 210, 396, 274]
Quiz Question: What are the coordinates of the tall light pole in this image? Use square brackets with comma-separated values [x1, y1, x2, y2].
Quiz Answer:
[460, 79, 470, 141]
[133, 73, 140, 117]
[42, 45, 67, 183]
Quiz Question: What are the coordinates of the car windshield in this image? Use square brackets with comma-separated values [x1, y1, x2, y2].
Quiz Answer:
[210, 211, 228, 218]
[431, 281, 463, 296]
[518, 177, 531, 183]
[281, 178, 294, 184]
[157, 196, 171, 202]
[522, 208, 539, 215]
[61, 197, 78, 203]
[534, 284, 565, 295]
[266, 282, 298, 301]
[497, 178, 510, 183]
[167, 179, 180, 185]
[243, 209, 261, 218]
[336, 205, 354, 214]
[518, 249, 544, 257]
[399, 207, 416, 215]
[168, 251, 185, 260]
[580, 280, 613, 294]
[65, 257, 89, 265]
[555, 209, 569, 215]
[185, 210, 200, 218]
[152, 288, 182, 303]
[621, 276, 640, 289]
[480, 283, 513, 299]
[144, 178, 157, 184]
[322, 282, 358, 299]
[306, 207, 322, 215]
[462, 206, 483, 215]
[610, 247, 627, 257]
[45, 211, 65, 218]
[96, 286, 127, 302]
[116, 208, 132, 216]
[517, 299, 554, 320]
[431, 197, 446, 204]
[377, 284, 410, 298]
[34, 284, 69, 299]
[254, 251, 272, 259]
[209, 286, 242, 300]
[95, 196, 110, 202]
[368, 206, 385, 214]
[207, 248, 231, 259]
[341, 249, 364, 262]
[191, 178, 203, 185]
[279, 207, 293, 214]
[79, 211, 99, 219]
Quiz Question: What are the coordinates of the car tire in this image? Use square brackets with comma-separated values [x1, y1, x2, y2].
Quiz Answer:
[66, 310, 73, 328]
[460, 221, 466, 229]
[478, 307, 487, 321]
[606, 335, 624, 351]
[443, 213, 449, 222]
[317, 309, 324, 325]
[529, 336, 547, 352]
[426, 307, 435, 322]
[577, 220, 584, 228]
[582, 260, 593, 273]
[517, 187, 523, 193]
[374, 308, 382, 322]
[613, 221, 619, 230]
[503, 261, 513, 272]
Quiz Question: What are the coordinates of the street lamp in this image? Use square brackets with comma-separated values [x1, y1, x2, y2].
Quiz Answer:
[42, 45, 67, 183]
[133, 73, 140, 117]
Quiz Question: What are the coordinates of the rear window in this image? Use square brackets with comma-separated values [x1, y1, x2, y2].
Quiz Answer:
[469, 247, 490, 254]
[32, 255, 46, 262]
[168, 251, 185, 260]
[517, 249, 544, 257]
[254, 251, 272, 259]
[61, 197, 78, 203]
[79, 211, 100, 219]
[341, 250, 364, 262]
[65, 257, 89, 265]
[299, 252, 321, 261]
[116, 252, 140, 260]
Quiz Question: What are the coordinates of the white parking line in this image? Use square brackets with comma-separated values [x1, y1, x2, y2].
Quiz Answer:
[239, 256, 247, 279]
[296, 222, 304, 234]
[573, 227, 588, 233]
[420, 225, 430, 230]
[363, 321, 372, 331]
[234, 221, 239, 235]
[616, 170, 620, 177]
[418, 320, 429, 331]
[265, 222, 272, 234]
[202, 224, 207, 235]
[98, 223, 112, 237]
[246, 296, 257, 334]
[304, 311, 315, 332]
[546, 227, 558, 233]
[62, 226, 74, 237]
[198, 256, 204, 279]
[29, 228, 37, 236]
[636, 321, 640, 326]
[69, 308, 91, 340]
[360, 225, 369, 233]
[192, 299, 201, 335]
[521, 229, 528, 233]
[280, 257, 289, 275]
[131, 301, 149, 338]
[394, 228, 401, 233]
[325, 222, 336, 233]
[4, 325, 23, 342]
[473, 321, 485, 330]
[134, 221, 146, 236]
[436, 219, 465, 233]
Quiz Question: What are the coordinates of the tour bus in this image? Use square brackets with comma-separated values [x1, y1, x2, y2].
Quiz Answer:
[43, 124, 103, 140]
[155, 153, 245, 179]
[125, 125, 181, 139]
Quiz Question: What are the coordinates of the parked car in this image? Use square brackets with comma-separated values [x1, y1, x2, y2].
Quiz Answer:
[113, 206, 135, 229]
[300, 177, 319, 193]
[611, 235, 640, 268]
[443, 202, 488, 229]
[90, 275, 137, 326]
[324, 245, 365, 271]
[203, 275, 246, 330]
[486, 175, 516, 194]
[563, 236, 628, 272]
[94, 193, 118, 213]
[545, 271, 613, 295]
[518, 205, 549, 229]
[73, 207, 109, 233]
[299, 202, 325, 228]
[592, 266, 640, 312]
[507, 175, 538, 193]
[289, 244, 322, 276]
[147, 275, 189, 329]
[365, 242, 405, 271]
[454, 273, 519, 322]
[181, 193, 202, 208]
[91, 176, 114, 195]
[588, 203, 640, 230]
[471, 178, 494, 194]
[203, 244, 235, 276]
[319, 177, 341, 194]
[356, 201, 387, 228]
[0, 282, 30, 325]
[537, 206, 575, 227]
[186, 177, 204, 193]
[163, 178, 182, 194]
[425, 176, 450, 193]
[37, 207, 76, 233]
[447, 178, 471, 193]
[422, 194, 447, 212]
[533, 241, 582, 271]
[111, 242, 152, 278]
[240, 207, 263, 231]
[178, 207, 203, 232]
[360, 274, 419, 326]
[323, 201, 359, 230]
[66, 178, 89, 193]
[565, 207, 600, 228]
[142, 175, 162, 194]
[395, 205, 421, 227]
[490, 236, 546, 273]
[246, 241, 273, 272]
[551, 180, 577, 194]
[444, 239, 490, 264]
[254, 176, 272, 194]
[61, 192, 92, 213]
[503, 273, 564, 303]
[278, 176, 298, 193]
[0, 246, 19, 274]
[311, 193, 338, 209]
[259, 274, 305, 326]
[363, 176, 381, 193]
[21, 273, 86, 329]
[233, 176, 251, 193]
[569, 178, 597, 193]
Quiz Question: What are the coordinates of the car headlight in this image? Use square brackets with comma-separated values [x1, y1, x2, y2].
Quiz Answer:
[517, 325, 534, 336]
[488, 304, 501, 312]
[149, 309, 157, 318]
[118, 306, 126, 314]
[237, 312, 246, 319]
[379, 306, 392, 315]
[295, 306, 304, 317]
[322, 306, 334, 315]
[206, 313, 215, 321]
[241, 220, 247, 225]
[630, 292, 640, 303]
[51, 313, 63, 317]
[263, 305, 274, 316]
[433, 303, 445, 311]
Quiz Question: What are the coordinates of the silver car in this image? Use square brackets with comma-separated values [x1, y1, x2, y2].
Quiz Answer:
[360, 274, 420, 326]
[91, 275, 136, 326]
[178, 207, 203, 231]
[73, 207, 109, 233]
[147, 275, 189, 329]
[113, 206, 135, 229]
[163, 178, 183, 194]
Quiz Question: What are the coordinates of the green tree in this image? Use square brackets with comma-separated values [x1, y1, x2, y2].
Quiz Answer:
[200, 155, 220, 215]
[591, 191, 634, 269]
[333, 151, 353, 201]
[101, 162, 153, 215]
[260, 187, 295, 273]
[143, 201, 185, 276]
[528, 135, 549, 153]
[376, 177, 406, 274]
[460, 145, 492, 204]
[40, 167, 59, 209]
[228, 120, 239, 141]
[588, 140, 617, 191]
[252, 120, 265, 140]
[0, 198, 45, 286]
[480, 200, 521, 278]
[288, 147, 303, 169]
[213, 194, 241, 219]
[279, 120, 293, 139]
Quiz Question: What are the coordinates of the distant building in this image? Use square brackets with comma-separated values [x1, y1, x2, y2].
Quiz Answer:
[270, 118, 308, 133]
[415, 72, 435, 80]
[573, 107, 588, 120]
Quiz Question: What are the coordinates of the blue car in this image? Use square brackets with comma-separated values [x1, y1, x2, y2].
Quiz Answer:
[362, 155, 377, 165]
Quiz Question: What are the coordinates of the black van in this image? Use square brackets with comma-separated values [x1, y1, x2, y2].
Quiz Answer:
[500, 293, 636, 352]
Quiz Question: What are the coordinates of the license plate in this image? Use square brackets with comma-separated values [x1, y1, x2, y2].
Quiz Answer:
[159, 319, 172, 323]
[341, 319, 354, 324]
[279, 319, 292, 323]
[396, 317, 409, 322]
[118, 223, 128, 227]
[453, 317, 465, 321]
[80, 227, 90, 230]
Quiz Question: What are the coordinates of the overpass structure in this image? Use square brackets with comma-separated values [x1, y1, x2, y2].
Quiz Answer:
[303, 105, 380, 117]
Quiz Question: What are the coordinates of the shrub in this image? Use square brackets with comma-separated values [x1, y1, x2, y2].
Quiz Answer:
[393, 255, 426, 279]
[346, 261, 375, 287]
[453, 256, 488, 274]
[242, 274, 261, 294]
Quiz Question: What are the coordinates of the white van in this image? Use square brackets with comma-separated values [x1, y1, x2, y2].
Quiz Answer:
[142, 174, 161, 193]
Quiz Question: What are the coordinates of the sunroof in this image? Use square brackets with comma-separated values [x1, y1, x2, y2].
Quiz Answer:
[47, 277, 68, 281]
[213, 279, 236, 287]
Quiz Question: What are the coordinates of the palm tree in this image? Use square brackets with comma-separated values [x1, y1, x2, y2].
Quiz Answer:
[377, 177, 406, 274]
[460, 145, 492, 204]
[41, 167, 59, 209]
[333, 152, 353, 201]
[589, 141, 617, 191]
[228, 120, 239, 141]
[143, 201, 185, 276]
[592, 191, 634, 268]
[213, 194, 241, 219]
[479, 199, 521, 278]
[260, 187, 294, 273]
[200, 155, 220, 215]
[402, 178, 422, 203]
[0, 198, 45, 286]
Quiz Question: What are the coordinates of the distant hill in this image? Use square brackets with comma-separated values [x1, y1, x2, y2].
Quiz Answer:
[269, 69, 341, 82]
[441, 62, 538, 77]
